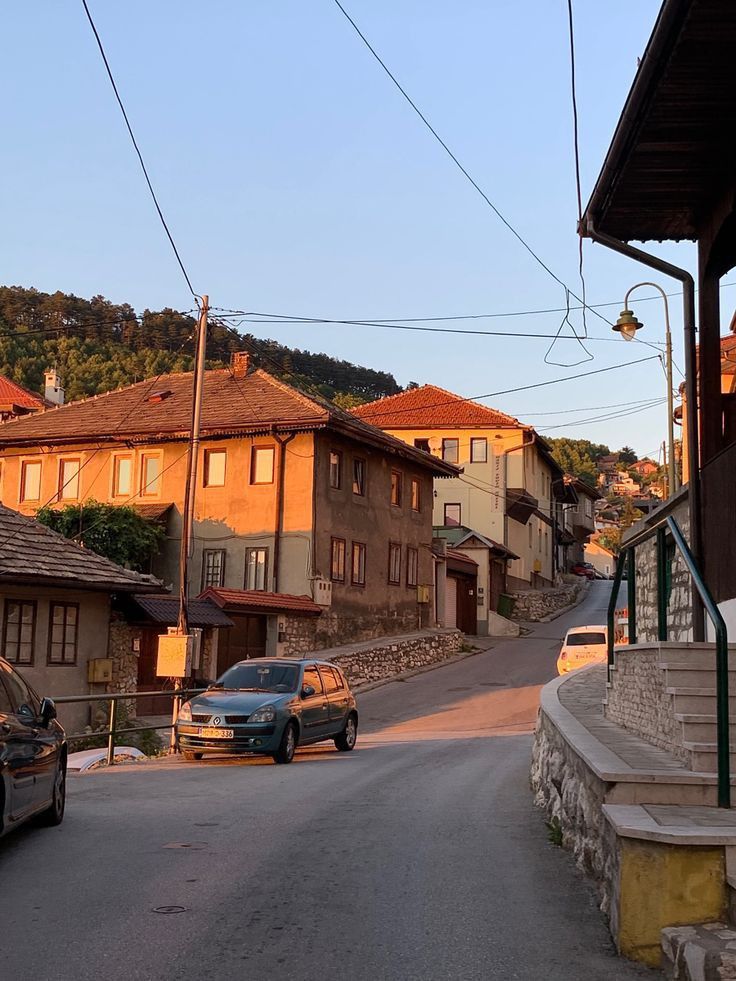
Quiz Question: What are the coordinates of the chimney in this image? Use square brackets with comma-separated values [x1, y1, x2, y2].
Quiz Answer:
[44, 368, 65, 406]
[230, 351, 250, 380]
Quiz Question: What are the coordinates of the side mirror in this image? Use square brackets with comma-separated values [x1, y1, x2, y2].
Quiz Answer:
[301, 684, 316, 699]
[39, 697, 57, 726]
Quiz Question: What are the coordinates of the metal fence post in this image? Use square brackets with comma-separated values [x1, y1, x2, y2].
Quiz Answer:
[656, 527, 668, 642]
[627, 547, 637, 645]
[106, 698, 117, 766]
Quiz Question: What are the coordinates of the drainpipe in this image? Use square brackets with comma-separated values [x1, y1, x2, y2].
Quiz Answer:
[272, 432, 296, 593]
[584, 219, 704, 641]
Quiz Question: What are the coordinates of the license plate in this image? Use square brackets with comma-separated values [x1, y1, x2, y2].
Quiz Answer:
[198, 727, 234, 739]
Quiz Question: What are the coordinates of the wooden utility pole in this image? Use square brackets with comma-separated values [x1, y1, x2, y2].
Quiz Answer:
[178, 295, 209, 634]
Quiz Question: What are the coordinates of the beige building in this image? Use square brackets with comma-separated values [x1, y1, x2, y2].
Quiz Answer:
[0, 355, 457, 674]
[354, 384, 565, 594]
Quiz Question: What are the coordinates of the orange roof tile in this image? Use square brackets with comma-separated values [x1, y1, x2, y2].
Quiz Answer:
[353, 384, 523, 429]
[199, 587, 322, 616]
[0, 375, 48, 411]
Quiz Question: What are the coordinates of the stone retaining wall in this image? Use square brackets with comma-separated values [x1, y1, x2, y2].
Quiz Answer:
[507, 579, 587, 622]
[279, 610, 426, 657]
[318, 628, 464, 687]
[531, 707, 620, 919]
[605, 647, 686, 761]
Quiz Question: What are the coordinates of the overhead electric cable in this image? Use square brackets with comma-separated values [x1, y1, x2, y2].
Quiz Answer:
[80, 0, 199, 301]
[329, 0, 610, 331]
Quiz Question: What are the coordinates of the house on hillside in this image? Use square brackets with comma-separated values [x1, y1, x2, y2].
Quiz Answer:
[353, 384, 565, 591]
[0, 353, 458, 666]
[0, 504, 161, 730]
[0, 374, 50, 424]
[630, 458, 658, 479]
[562, 476, 600, 568]
[584, 539, 616, 579]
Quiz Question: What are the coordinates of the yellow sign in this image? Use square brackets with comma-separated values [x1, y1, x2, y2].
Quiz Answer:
[156, 634, 191, 678]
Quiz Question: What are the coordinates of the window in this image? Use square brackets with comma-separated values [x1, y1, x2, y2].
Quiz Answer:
[59, 458, 81, 501]
[390, 470, 402, 507]
[388, 543, 401, 584]
[1, 600, 36, 665]
[411, 478, 420, 512]
[202, 549, 226, 589]
[585, 497, 593, 519]
[251, 446, 275, 484]
[544, 529, 549, 556]
[20, 460, 41, 502]
[444, 503, 461, 527]
[329, 450, 342, 489]
[319, 665, 343, 693]
[0, 660, 39, 717]
[48, 603, 79, 665]
[331, 538, 346, 582]
[140, 453, 161, 496]
[303, 666, 324, 696]
[414, 438, 430, 453]
[245, 548, 268, 590]
[204, 449, 226, 487]
[407, 547, 418, 587]
[352, 458, 365, 496]
[442, 438, 459, 463]
[528, 523, 533, 548]
[112, 455, 132, 497]
[470, 438, 488, 463]
[351, 542, 366, 586]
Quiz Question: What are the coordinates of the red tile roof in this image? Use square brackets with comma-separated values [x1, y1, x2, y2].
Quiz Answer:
[0, 375, 49, 412]
[0, 368, 457, 476]
[199, 587, 322, 616]
[353, 384, 523, 429]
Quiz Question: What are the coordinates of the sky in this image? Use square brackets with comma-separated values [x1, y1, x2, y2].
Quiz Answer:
[2, 1, 730, 458]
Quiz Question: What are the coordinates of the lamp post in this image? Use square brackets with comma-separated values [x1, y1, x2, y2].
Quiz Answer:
[614, 282, 678, 497]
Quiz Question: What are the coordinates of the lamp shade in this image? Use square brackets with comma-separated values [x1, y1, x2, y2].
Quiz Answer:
[613, 308, 643, 341]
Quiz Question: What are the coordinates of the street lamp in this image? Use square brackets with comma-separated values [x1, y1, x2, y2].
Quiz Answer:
[614, 282, 678, 497]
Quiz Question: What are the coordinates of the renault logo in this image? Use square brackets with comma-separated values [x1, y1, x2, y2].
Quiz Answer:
[212, 716, 221, 725]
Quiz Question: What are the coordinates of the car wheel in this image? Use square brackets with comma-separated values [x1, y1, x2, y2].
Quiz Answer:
[273, 722, 297, 764]
[182, 751, 203, 761]
[39, 758, 66, 827]
[334, 713, 358, 752]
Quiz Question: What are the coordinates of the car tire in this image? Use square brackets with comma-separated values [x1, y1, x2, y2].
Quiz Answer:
[272, 721, 297, 764]
[182, 751, 203, 761]
[39, 758, 66, 827]
[334, 713, 358, 752]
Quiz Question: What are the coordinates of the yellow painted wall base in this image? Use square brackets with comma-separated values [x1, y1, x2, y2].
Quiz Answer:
[617, 839, 727, 966]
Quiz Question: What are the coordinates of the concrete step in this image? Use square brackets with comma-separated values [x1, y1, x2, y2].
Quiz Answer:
[684, 742, 736, 772]
[677, 714, 736, 743]
[670, 688, 736, 715]
[664, 666, 736, 689]
[659, 649, 736, 670]
[606, 775, 736, 807]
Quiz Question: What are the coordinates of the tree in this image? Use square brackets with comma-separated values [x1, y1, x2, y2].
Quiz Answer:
[598, 529, 622, 555]
[547, 438, 611, 487]
[36, 501, 164, 571]
[619, 498, 644, 531]
[618, 445, 638, 464]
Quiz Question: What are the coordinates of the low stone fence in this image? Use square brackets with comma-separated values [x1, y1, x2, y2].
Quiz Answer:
[506, 578, 587, 622]
[319, 628, 465, 688]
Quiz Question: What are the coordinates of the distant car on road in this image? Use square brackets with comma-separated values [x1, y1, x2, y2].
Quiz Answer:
[176, 658, 358, 764]
[556, 625, 608, 675]
[1, 657, 66, 837]
[570, 562, 596, 580]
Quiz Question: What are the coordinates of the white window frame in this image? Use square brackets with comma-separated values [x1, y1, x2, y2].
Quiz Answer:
[19, 458, 42, 503]
[110, 452, 134, 500]
[139, 451, 163, 498]
[58, 456, 82, 502]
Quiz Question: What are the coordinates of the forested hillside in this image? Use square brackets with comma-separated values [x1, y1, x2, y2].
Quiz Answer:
[0, 286, 401, 404]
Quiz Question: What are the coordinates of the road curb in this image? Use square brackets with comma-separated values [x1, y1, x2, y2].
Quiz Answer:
[353, 643, 493, 696]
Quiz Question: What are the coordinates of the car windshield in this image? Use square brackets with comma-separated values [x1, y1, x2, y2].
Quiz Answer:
[566, 632, 606, 646]
[216, 662, 299, 693]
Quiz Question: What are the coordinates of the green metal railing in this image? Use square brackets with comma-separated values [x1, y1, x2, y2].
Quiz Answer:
[607, 515, 731, 808]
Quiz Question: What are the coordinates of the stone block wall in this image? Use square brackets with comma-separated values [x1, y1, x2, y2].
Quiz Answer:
[507, 579, 587, 622]
[318, 628, 464, 688]
[278, 610, 424, 657]
[631, 495, 693, 643]
[605, 648, 686, 761]
[531, 706, 620, 919]
[107, 619, 143, 722]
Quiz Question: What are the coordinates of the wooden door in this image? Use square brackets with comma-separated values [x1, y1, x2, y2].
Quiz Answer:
[445, 577, 458, 629]
[456, 576, 478, 635]
[216, 615, 268, 675]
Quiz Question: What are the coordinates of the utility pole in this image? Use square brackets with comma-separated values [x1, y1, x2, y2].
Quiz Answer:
[161, 295, 208, 752]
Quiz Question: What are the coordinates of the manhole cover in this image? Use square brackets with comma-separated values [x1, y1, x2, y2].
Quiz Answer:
[194, 822, 219, 827]
[163, 841, 208, 850]
[153, 906, 188, 915]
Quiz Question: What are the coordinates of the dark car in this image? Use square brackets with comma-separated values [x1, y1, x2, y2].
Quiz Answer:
[1, 657, 67, 836]
[176, 658, 358, 764]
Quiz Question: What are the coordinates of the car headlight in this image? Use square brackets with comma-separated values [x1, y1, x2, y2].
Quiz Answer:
[249, 704, 276, 724]
[177, 702, 193, 722]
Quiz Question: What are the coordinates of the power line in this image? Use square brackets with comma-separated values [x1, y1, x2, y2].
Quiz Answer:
[520, 397, 671, 417]
[539, 399, 666, 432]
[329, 0, 610, 330]
[80, 0, 198, 301]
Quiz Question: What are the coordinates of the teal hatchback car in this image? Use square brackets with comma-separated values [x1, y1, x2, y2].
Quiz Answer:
[176, 658, 358, 764]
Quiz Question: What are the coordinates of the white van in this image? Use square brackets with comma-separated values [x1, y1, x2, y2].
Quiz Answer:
[556, 625, 608, 675]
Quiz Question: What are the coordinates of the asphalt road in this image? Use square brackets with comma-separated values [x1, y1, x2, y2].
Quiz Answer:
[0, 581, 653, 980]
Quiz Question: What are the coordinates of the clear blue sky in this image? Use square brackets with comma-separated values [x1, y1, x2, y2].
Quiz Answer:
[2, 1, 727, 458]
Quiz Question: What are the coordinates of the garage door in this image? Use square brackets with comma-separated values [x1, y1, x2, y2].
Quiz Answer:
[445, 576, 458, 629]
